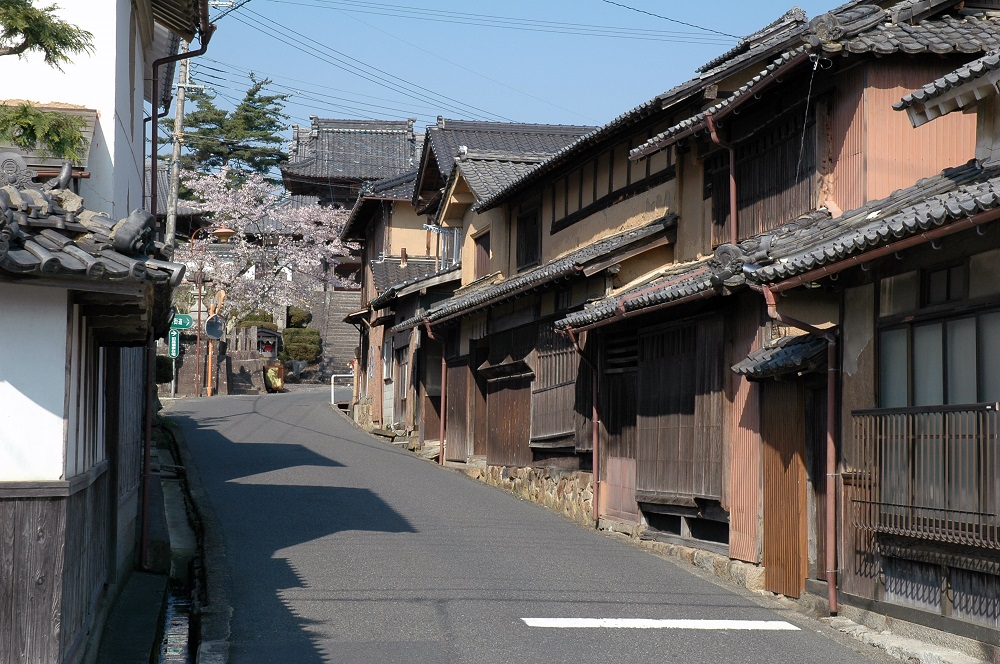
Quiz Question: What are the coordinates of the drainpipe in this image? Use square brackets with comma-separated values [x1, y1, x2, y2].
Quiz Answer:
[567, 328, 600, 526]
[149, 14, 216, 230]
[142, 7, 215, 572]
[756, 283, 838, 615]
[424, 320, 446, 465]
[706, 112, 738, 245]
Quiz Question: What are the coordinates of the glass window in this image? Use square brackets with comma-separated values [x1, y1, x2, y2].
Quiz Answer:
[913, 323, 943, 406]
[946, 317, 977, 405]
[980, 312, 1000, 402]
[879, 328, 908, 408]
[880, 271, 919, 316]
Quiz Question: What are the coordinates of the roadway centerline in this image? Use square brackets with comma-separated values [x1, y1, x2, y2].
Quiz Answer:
[521, 618, 800, 630]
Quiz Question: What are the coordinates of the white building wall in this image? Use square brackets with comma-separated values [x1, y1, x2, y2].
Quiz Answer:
[0, 285, 69, 481]
[2, 0, 145, 220]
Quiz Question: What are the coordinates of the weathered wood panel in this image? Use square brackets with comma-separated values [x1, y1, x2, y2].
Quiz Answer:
[61, 472, 110, 660]
[728, 295, 762, 563]
[0, 496, 65, 664]
[472, 343, 489, 457]
[487, 375, 533, 467]
[865, 59, 976, 203]
[531, 325, 578, 442]
[603, 456, 640, 523]
[951, 568, 1000, 630]
[445, 357, 470, 462]
[761, 381, 808, 598]
[636, 316, 724, 505]
[118, 347, 145, 501]
[828, 64, 866, 213]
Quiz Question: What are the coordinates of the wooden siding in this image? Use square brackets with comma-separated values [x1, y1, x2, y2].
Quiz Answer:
[61, 472, 110, 659]
[828, 65, 866, 213]
[445, 357, 470, 462]
[761, 381, 808, 598]
[0, 472, 110, 664]
[603, 456, 640, 523]
[117, 348, 145, 501]
[531, 325, 579, 443]
[728, 295, 763, 563]
[486, 375, 533, 467]
[635, 316, 725, 505]
[865, 59, 976, 203]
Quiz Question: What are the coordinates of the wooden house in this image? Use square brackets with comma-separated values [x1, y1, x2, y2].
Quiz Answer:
[393, 2, 1000, 643]
[0, 2, 208, 661]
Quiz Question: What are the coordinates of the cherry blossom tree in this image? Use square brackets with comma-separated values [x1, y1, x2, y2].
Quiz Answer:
[173, 167, 353, 319]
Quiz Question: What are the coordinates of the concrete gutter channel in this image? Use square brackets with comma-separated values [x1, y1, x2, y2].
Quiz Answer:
[147, 398, 992, 664]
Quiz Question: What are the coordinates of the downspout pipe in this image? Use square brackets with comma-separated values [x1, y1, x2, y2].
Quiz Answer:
[149, 17, 216, 233]
[424, 320, 446, 465]
[567, 328, 599, 526]
[755, 283, 838, 615]
[706, 112, 738, 246]
[142, 6, 215, 572]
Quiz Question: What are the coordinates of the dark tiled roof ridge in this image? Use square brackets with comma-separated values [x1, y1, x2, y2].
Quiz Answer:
[433, 118, 597, 134]
[368, 262, 461, 309]
[311, 118, 415, 132]
[458, 149, 551, 163]
[364, 169, 419, 195]
[731, 333, 828, 379]
[696, 6, 810, 74]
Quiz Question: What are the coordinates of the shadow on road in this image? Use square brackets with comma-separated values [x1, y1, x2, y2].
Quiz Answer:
[169, 410, 416, 664]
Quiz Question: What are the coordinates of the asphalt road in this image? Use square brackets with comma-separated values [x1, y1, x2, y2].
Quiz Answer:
[166, 387, 891, 664]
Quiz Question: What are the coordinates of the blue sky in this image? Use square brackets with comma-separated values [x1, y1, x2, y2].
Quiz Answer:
[187, 0, 835, 142]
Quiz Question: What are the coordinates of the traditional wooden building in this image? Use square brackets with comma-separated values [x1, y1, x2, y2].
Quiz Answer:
[0, 2, 208, 661]
[389, 2, 1000, 646]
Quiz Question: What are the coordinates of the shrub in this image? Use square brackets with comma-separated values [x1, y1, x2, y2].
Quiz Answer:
[282, 327, 320, 362]
[155, 355, 174, 384]
[287, 306, 311, 328]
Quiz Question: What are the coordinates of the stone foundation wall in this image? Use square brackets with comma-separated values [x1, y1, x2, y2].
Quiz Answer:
[461, 465, 595, 528]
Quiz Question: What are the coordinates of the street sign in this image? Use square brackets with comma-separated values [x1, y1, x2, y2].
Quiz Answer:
[171, 313, 194, 329]
[205, 314, 226, 340]
[167, 329, 180, 358]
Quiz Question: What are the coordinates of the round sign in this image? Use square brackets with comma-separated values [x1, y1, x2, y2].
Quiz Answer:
[204, 314, 226, 340]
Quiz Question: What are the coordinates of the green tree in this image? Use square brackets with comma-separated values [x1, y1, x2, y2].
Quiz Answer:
[0, 0, 94, 70]
[164, 74, 289, 177]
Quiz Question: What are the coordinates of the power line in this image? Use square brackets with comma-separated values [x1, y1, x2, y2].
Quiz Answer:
[263, 0, 735, 44]
[233, 9, 510, 121]
[599, 1, 739, 39]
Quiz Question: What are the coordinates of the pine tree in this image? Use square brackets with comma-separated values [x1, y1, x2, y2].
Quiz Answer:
[0, 0, 93, 71]
[166, 74, 290, 177]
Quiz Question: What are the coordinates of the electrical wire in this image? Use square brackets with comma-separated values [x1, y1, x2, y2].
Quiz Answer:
[236, 7, 513, 121]
[262, 0, 736, 44]
[599, 0, 739, 39]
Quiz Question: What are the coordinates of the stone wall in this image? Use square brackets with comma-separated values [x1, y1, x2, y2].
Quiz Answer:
[461, 465, 595, 528]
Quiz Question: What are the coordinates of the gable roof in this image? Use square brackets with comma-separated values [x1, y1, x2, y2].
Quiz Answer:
[414, 119, 594, 203]
[340, 170, 419, 241]
[281, 118, 417, 183]
[370, 255, 440, 294]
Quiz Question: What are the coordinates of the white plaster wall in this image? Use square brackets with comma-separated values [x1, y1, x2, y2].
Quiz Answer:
[0, 285, 69, 481]
[2, 0, 145, 220]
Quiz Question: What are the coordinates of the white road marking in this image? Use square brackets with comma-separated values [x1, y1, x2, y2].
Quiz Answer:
[521, 618, 800, 630]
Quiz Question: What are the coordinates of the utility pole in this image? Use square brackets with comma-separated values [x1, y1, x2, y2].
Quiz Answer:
[165, 40, 190, 255]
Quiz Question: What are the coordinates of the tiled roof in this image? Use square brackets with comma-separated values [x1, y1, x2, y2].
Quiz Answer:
[0, 181, 185, 288]
[751, 159, 1000, 283]
[340, 170, 418, 241]
[282, 118, 417, 182]
[554, 258, 716, 330]
[632, 47, 812, 159]
[368, 263, 461, 310]
[421, 119, 594, 185]
[696, 7, 809, 74]
[455, 150, 548, 202]
[394, 215, 676, 331]
[895, 49, 1000, 111]
[731, 334, 828, 379]
[370, 256, 439, 293]
[556, 159, 1000, 331]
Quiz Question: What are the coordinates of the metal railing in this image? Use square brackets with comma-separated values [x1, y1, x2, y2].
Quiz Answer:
[330, 373, 354, 407]
[849, 403, 1000, 550]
